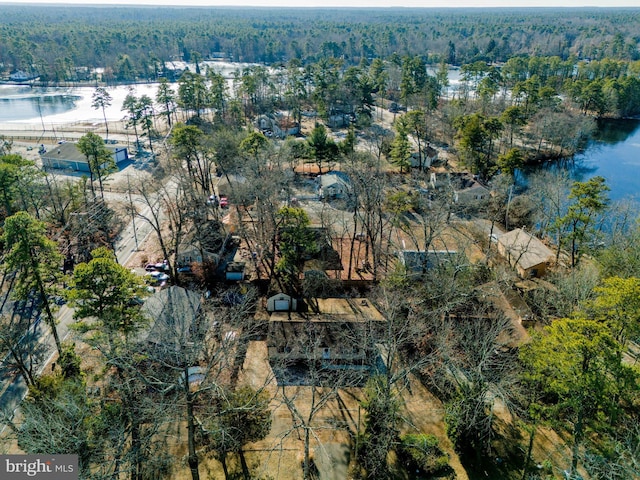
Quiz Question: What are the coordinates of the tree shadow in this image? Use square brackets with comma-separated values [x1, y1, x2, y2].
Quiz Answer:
[457, 421, 527, 480]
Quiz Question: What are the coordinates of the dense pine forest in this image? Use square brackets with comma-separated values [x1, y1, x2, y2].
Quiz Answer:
[2, 6, 640, 81]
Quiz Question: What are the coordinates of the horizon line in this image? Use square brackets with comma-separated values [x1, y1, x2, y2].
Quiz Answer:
[1, 2, 639, 8]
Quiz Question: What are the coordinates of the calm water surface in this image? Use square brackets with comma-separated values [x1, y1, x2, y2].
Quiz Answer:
[524, 119, 640, 202]
[0, 86, 81, 122]
[0, 61, 253, 124]
[2, 79, 639, 201]
[0, 84, 161, 124]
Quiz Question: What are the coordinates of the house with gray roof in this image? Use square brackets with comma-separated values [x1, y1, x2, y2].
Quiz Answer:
[40, 142, 128, 172]
[139, 286, 201, 351]
[398, 249, 464, 277]
[410, 145, 439, 171]
[317, 171, 352, 200]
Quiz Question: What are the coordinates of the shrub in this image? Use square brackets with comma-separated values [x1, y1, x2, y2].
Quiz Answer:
[398, 433, 450, 476]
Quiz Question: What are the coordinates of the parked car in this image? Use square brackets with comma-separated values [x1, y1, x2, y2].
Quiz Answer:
[219, 196, 229, 208]
[389, 102, 407, 113]
[148, 271, 170, 281]
[145, 262, 169, 272]
[147, 271, 170, 286]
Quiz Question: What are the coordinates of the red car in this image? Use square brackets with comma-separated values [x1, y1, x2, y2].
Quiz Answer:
[219, 196, 229, 208]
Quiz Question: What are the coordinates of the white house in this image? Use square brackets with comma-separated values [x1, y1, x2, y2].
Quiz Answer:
[9, 70, 36, 82]
[317, 171, 352, 200]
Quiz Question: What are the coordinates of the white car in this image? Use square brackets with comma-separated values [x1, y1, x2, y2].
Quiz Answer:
[148, 271, 170, 282]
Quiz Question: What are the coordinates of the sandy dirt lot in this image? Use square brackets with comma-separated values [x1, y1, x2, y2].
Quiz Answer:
[172, 340, 470, 480]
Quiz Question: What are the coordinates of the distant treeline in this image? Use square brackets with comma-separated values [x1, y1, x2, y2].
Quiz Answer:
[1, 6, 640, 82]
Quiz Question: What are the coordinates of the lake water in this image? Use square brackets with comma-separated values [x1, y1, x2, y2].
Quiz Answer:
[0, 61, 254, 125]
[523, 119, 640, 202]
[0, 84, 161, 124]
[1, 76, 639, 202]
[0, 87, 82, 122]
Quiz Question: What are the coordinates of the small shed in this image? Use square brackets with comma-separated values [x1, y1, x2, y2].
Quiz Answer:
[497, 228, 554, 278]
[267, 293, 298, 312]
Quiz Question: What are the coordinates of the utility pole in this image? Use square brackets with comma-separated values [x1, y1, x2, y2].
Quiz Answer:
[127, 173, 139, 251]
[505, 184, 514, 231]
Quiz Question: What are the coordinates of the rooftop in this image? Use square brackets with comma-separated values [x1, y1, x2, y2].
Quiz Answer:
[139, 286, 201, 349]
[498, 228, 554, 270]
[40, 142, 126, 163]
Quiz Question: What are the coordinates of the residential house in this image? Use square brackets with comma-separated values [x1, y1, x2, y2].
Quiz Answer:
[40, 142, 129, 172]
[497, 228, 554, 278]
[409, 145, 439, 171]
[317, 171, 352, 200]
[398, 249, 463, 277]
[454, 182, 490, 204]
[302, 227, 343, 277]
[429, 172, 490, 206]
[215, 173, 246, 199]
[138, 286, 201, 351]
[326, 106, 356, 129]
[176, 244, 204, 268]
[10, 70, 37, 82]
[176, 224, 224, 268]
[267, 297, 385, 372]
[254, 113, 300, 138]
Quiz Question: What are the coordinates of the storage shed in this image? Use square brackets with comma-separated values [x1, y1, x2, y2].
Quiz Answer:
[266, 293, 298, 312]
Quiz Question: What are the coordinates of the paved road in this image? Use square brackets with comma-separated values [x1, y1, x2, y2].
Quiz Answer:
[115, 203, 156, 266]
[0, 169, 181, 435]
[0, 199, 155, 433]
[0, 306, 75, 434]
